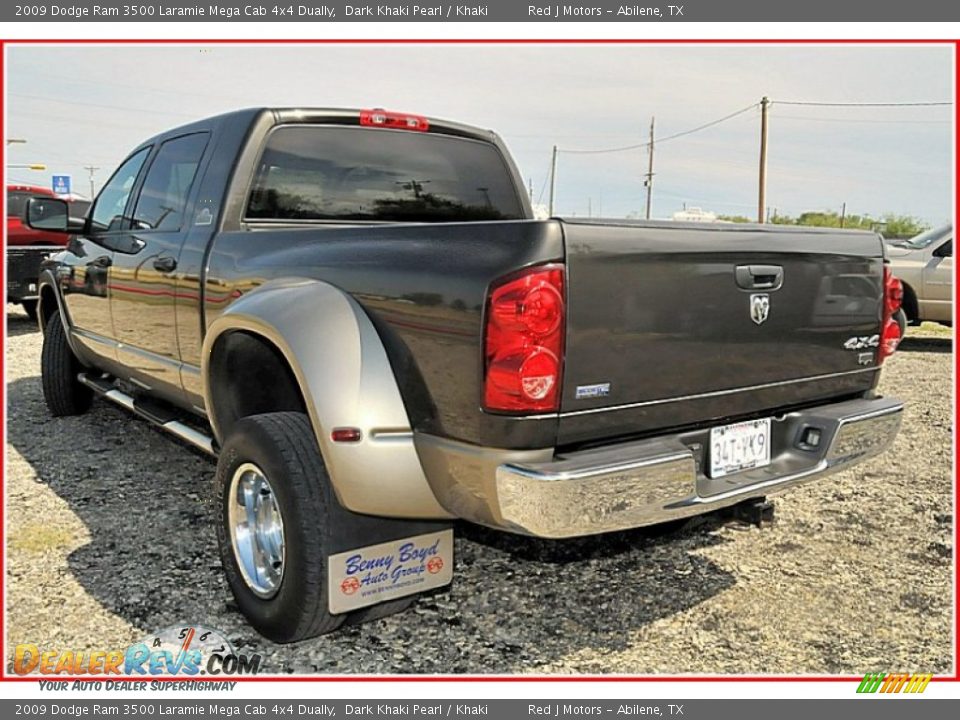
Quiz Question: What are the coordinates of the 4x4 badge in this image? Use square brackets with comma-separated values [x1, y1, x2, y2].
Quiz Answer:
[750, 293, 770, 325]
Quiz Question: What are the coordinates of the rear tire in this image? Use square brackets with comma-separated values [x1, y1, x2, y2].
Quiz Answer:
[41, 312, 92, 417]
[215, 412, 345, 642]
[22, 300, 38, 324]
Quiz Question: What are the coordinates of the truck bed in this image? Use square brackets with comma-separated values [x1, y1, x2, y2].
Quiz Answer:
[207, 218, 886, 452]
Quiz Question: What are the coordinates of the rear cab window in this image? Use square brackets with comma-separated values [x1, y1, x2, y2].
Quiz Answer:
[245, 125, 524, 223]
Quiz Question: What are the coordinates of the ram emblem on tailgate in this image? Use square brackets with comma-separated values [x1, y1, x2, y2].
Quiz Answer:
[750, 293, 770, 325]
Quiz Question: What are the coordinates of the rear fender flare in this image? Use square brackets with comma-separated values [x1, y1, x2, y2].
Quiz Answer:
[202, 278, 451, 519]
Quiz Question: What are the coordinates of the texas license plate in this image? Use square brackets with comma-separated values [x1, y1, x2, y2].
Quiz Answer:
[709, 418, 771, 478]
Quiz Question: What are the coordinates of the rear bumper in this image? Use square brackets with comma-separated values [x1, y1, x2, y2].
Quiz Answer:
[415, 396, 903, 538]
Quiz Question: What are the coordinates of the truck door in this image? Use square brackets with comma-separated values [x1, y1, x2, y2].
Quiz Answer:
[922, 237, 953, 322]
[109, 132, 209, 404]
[60, 147, 150, 366]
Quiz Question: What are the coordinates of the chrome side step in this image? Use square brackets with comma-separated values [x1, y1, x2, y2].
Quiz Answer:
[78, 373, 217, 456]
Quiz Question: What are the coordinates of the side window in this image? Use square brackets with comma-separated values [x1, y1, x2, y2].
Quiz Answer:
[90, 148, 150, 233]
[936, 240, 953, 258]
[132, 133, 208, 232]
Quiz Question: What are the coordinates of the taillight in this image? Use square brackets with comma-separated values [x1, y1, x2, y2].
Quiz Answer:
[879, 265, 903, 363]
[359, 108, 429, 132]
[483, 265, 565, 412]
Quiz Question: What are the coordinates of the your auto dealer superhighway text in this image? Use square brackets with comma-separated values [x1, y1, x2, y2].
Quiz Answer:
[37, 4, 490, 18]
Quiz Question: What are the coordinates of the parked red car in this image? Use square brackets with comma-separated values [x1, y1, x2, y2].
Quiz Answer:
[7, 184, 90, 322]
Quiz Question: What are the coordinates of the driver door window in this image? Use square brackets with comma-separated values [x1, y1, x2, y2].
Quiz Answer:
[89, 148, 150, 234]
[59, 147, 150, 358]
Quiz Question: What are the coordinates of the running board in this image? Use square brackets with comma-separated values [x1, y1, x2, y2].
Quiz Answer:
[78, 373, 217, 456]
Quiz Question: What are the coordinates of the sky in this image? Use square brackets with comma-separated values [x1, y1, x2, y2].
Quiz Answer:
[5, 44, 954, 225]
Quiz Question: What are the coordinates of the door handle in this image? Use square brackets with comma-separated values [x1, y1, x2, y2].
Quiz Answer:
[735, 264, 783, 291]
[153, 257, 177, 273]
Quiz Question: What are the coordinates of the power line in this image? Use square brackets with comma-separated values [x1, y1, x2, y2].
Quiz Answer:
[554, 98, 949, 156]
[776, 115, 951, 125]
[655, 103, 760, 146]
[775, 100, 952, 107]
[559, 103, 759, 155]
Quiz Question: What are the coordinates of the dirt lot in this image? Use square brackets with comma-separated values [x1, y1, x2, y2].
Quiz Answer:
[4, 306, 954, 675]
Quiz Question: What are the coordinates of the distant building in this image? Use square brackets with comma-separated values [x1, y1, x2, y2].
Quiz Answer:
[671, 207, 718, 223]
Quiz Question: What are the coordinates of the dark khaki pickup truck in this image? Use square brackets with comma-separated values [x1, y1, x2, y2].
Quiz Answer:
[27, 107, 904, 641]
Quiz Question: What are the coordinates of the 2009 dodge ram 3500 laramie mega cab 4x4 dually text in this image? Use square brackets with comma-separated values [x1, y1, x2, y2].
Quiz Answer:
[27, 107, 905, 642]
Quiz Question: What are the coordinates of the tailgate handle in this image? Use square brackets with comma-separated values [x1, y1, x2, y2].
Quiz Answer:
[735, 265, 783, 291]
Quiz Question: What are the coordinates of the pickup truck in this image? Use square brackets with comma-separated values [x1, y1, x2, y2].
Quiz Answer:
[7, 184, 90, 322]
[27, 107, 905, 642]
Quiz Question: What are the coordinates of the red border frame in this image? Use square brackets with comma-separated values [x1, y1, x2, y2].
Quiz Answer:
[0, 36, 956, 684]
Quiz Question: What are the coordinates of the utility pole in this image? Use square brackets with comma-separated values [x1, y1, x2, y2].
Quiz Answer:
[840, 202, 847, 228]
[84, 165, 100, 199]
[644, 116, 655, 220]
[758, 96, 770, 223]
[548, 145, 558, 217]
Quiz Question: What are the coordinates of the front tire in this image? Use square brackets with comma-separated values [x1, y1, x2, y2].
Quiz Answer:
[215, 412, 344, 642]
[41, 312, 92, 417]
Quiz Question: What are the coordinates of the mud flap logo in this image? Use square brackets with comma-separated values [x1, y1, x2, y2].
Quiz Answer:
[328, 530, 454, 614]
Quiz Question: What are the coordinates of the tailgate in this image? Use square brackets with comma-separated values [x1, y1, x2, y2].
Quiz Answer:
[558, 219, 886, 446]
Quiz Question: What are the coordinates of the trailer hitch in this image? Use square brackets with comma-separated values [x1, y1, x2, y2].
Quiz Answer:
[729, 497, 775, 528]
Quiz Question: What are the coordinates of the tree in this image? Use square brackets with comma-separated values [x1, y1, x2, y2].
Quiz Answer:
[718, 210, 928, 238]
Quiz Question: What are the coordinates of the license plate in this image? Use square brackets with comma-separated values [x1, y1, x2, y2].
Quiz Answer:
[327, 529, 454, 614]
[709, 418, 771, 478]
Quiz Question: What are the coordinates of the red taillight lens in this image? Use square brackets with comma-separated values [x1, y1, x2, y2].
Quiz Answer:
[484, 265, 565, 412]
[884, 268, 903, 318]
[880, 318, 902, 360]
[879, 265, 903, 363]
[360, 108, 429, 132]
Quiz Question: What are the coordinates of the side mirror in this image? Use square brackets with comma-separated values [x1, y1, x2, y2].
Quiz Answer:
[25, 196, 86, 234]
[26, 196, 70, 232]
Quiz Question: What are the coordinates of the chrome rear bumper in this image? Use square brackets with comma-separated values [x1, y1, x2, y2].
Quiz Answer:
[416, 396, 903, 538]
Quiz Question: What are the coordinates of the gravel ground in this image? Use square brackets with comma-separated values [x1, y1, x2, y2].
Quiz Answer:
[4, 306, 954, 675]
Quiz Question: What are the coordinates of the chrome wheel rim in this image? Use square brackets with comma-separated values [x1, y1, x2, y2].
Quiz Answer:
[227, 462, 285, 599]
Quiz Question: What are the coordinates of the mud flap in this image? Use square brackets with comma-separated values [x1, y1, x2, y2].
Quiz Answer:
[324, 500, 453, 616]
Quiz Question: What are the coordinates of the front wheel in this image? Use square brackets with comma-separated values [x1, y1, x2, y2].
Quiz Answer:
[41, 311, 93, 417]
[215, 412, 344, 642]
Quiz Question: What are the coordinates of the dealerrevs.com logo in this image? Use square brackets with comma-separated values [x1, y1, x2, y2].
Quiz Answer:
[13, 625, 262, 677]
[856, 672, 932, 694]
